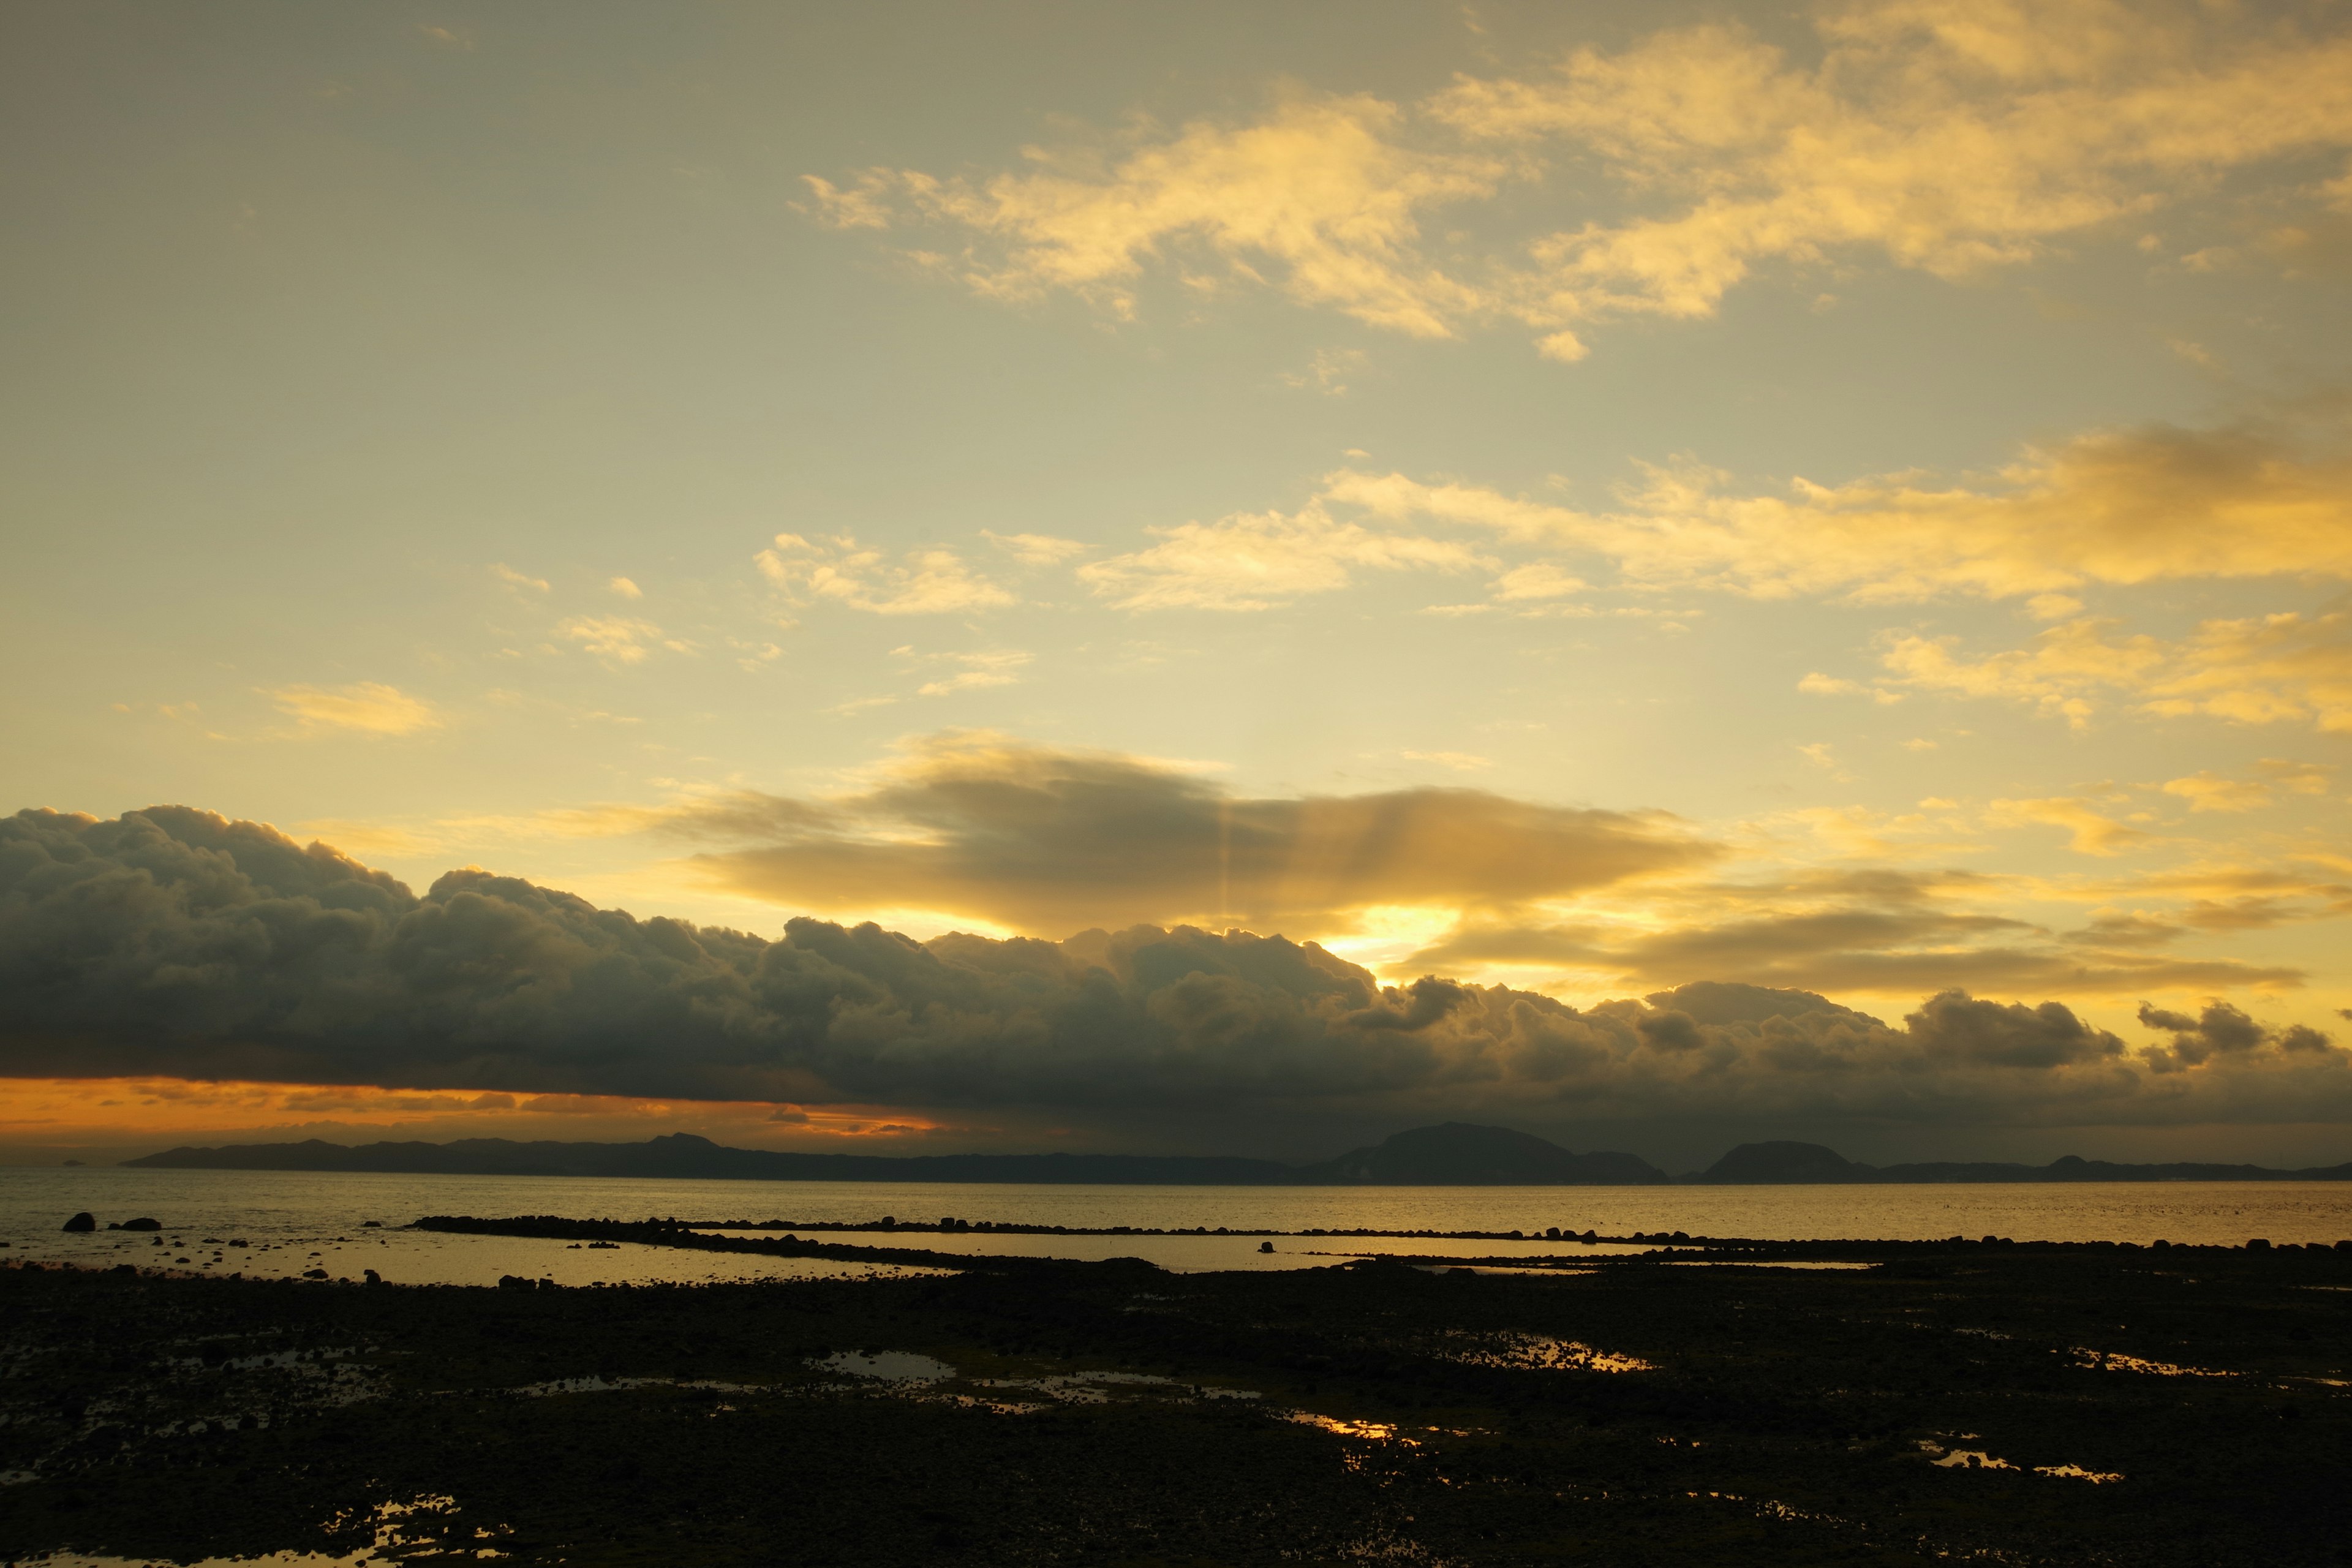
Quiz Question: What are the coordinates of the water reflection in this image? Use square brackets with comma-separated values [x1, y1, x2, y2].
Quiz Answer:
[10, 1167, 2352, 1251]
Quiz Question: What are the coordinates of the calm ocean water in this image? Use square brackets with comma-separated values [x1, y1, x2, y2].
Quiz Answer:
[4, 1166, 2348, 1284]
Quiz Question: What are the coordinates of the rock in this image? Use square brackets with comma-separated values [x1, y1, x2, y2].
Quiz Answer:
[1258, 1241, 1275, 1253]
[61, 1212, 96, 1232]
[301, 1267, 330, 1280]
[364, 1268, 383, 1284]
[118, 1216, 162, 1232]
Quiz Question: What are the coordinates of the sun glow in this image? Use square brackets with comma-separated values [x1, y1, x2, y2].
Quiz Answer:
[0, 1077, 951, 1160]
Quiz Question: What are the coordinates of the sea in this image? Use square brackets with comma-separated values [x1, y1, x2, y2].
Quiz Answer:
[6, 1166, 2351, 1287]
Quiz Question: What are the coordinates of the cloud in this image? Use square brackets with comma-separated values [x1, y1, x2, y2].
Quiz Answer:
[1401, 750, 1493, 772]
[916, 650, 1032, 697]
[2259, 757, 2338, 795]
[557, 616, 676, 666]
[1404, 860, 2309, 1001]
[808, 4, 2352, 351]
[266, 682, 442, 737]
[797, 173, 894, 230]
[757, 534, 1014, 615]
[2161, 771, 2272, 813]
[491, 564, 549, 593]
[2136, 1000, 2334, 1071]
[609, 576, 643, 599]
[1880, 611, 2352, 732]
[5, 805, 2342, 1130]
[1076, 500, 1488, 611]
[1324, 418, 2352, 604]
[981, 530, 1087, 565]
[1488, 562, 1587, 602]
[1279, 348, 1370, 394]
[1985, 795, 2153, 856]
[808, 95, 1504, 337]
[1431, 2, 2352, 332]
[658, 732, 1716, 936]
[1799, 671, 1905, 704]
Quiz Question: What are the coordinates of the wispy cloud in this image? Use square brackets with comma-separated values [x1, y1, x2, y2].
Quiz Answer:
[1078, 502, 1487, 611]
[981, 530, 1087, 565]
[758, 534, 1014, 615]
[266, 682, 442, 737]
[1324, 419, 2352, 603]
[917, 650, 1032, 697]
[1986, 794, 2154, 857]
[1879, 611, 2352, 733]
[559, 616, 687, 667]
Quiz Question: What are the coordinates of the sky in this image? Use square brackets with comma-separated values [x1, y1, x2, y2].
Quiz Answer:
[5, 0, 2352, 1169]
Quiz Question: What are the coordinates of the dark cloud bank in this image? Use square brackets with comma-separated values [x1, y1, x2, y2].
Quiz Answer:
[3, 807, 2347, 1157]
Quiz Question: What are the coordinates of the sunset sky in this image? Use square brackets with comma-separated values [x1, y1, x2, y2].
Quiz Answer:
[6, 0, 2352, 1167]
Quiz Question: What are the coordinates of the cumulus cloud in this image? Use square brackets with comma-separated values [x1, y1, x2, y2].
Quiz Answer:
[757, 534, 1014, 615]
[4, 805, 2343, 1130]
[266, 682, 442, 737]
[806, 3, 2352, 350]
[658, 733, 1716, 936]
[2136, 1000, 2334, 1071]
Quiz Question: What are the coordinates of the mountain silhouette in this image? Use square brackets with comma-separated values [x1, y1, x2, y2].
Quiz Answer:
[125, 1123, 1672, 1185]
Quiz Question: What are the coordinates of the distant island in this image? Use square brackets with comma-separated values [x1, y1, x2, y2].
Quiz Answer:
[121, 1123, 2352, 1183]
[122, 1123, 1669, 1185]
[1695, 1139, 2352, 1184]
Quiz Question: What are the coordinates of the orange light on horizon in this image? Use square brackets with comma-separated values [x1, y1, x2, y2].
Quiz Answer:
[0, 1076, 954, 1153]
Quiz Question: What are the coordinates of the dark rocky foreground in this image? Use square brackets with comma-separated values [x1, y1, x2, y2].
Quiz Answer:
[2, 1232, 2348, 1566]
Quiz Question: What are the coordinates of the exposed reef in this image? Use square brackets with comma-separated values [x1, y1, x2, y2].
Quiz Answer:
[2, 1221, 2347, 1565]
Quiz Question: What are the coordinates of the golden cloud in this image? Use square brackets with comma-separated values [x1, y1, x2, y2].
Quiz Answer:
[1408, 861, 2307, 1000]
[660, 732, 1717, 935]
[1434, 1, 2352, 331]
[1077, 502, 1490, 611]
[1880, 610, 2352, 732]
[808, 2, 2352, 350]
[808, 95, 1504, 336]
[757, 533, 1014, 615]
[266, 682, 442, 737]
[1329, 420, 2352, 603]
